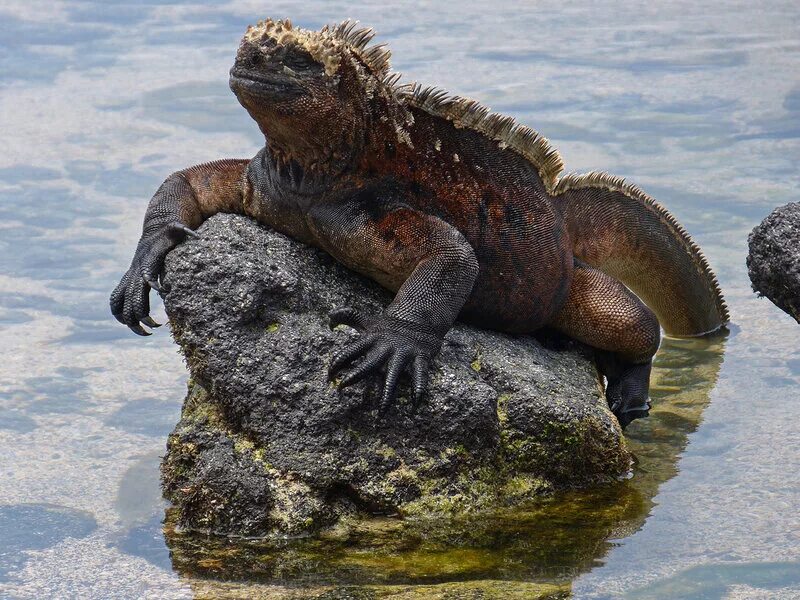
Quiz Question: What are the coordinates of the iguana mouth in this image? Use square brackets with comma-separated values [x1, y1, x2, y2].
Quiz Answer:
[229, 68, 301, 97]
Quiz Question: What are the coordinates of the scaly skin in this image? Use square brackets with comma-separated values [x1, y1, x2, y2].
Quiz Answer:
[110, 19, 729, 428]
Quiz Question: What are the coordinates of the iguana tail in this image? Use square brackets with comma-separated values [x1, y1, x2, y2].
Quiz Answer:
[551, 172, 729, 337]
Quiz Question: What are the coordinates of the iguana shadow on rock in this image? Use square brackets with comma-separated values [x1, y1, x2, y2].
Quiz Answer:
[110, 18, 729, 429]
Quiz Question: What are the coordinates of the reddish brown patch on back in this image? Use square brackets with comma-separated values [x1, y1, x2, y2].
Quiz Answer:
[353, 108, 574, 330]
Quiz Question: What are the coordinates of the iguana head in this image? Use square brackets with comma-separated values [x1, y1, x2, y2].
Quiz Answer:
[230, 19, 401, 173]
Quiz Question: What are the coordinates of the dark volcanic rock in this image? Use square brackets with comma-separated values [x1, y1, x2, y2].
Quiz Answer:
[159, 214, 631, 537]
[747, 202, 800, 323]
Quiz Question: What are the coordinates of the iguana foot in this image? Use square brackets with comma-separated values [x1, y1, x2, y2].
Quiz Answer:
[597, 352, 652, 429]
[328, 308, 439, 410]
[110, 221, 197, 335]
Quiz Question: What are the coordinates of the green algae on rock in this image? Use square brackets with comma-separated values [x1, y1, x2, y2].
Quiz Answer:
[160, 214, 631, 537]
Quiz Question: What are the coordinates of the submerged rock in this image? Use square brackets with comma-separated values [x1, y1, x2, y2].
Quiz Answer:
[747, 202, 800, 323]
[159, 214, 631, 537]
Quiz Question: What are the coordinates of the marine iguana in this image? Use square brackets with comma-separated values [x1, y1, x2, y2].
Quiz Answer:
[110, 18, 729, 428]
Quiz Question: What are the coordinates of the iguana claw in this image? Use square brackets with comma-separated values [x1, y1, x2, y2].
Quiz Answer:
[328, 309, 440, 409]
[411, 355, 429, 401]
[110, 219, 198, 336]
[168, 223, 199, 239]
[329, 334, 377, 377]
[141, 316, 161, 328]
[128, 323, 151, 336]
[603, 358, 653, 429]
[615, 400, 651, 429]
[329, 307, 370, 331]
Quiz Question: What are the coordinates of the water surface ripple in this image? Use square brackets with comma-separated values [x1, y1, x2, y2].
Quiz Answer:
[1, 0, 798, 598]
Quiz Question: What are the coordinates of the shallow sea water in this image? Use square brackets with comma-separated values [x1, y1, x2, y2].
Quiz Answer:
[1, 0, 799, 598]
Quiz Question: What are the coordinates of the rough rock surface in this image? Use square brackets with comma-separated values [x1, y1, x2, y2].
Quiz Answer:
[159, 214, 631, 537]
[747, 202, 800, 323]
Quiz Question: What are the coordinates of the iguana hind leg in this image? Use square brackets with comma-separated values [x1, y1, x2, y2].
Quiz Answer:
[551, 174, 728, 336]
[548, 261, 660, 428]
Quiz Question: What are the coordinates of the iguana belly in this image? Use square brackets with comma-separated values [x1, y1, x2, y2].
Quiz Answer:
[460, 212, 573, 333]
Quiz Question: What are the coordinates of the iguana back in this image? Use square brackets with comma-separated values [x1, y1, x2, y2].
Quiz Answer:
[373, 85, 729, 337]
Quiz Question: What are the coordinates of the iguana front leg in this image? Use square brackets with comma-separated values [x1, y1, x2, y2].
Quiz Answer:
[110, 159, 249, 334]
[313, 200, 480, 407]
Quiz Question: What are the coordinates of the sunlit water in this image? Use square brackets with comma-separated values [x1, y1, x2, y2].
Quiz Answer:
[1, 0, 799, 598]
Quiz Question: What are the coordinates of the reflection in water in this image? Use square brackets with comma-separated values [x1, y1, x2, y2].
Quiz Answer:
[161, 335, 727, 596]
[624, 334, 729, 508]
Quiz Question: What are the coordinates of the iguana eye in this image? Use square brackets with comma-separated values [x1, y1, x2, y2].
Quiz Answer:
[283, 48, 319, 72]
[249, 52, 264, 68]
[259, 37, 277, 50]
